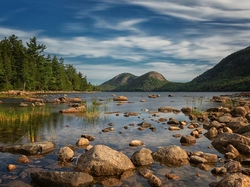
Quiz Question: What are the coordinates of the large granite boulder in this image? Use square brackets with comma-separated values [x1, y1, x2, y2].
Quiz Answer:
[30, 171, 93, 187]
[76, 145, 135, 176]
[152, 145, 189, 167]
[211, 133, 250, 155]
[0, 141, 55, 155]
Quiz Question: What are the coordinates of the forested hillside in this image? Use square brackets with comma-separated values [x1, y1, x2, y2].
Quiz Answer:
[0, 35, 99, 91]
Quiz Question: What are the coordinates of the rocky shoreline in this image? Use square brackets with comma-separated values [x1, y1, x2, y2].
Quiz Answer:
[0, 93, 250, 186]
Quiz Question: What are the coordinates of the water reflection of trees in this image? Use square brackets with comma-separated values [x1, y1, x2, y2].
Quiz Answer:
[0, 106, 65, 145]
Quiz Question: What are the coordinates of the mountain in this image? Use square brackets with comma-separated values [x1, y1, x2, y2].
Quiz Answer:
[101, 71, 168, 91]
[99, 46, 250, 92]
[186, 46, 250, 91]
[99, 73, 138, 91]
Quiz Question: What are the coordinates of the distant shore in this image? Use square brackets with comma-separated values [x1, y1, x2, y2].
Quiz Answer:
[0, 90, 98, 98]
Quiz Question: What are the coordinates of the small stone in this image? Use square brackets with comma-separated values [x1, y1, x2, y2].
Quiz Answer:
[172, 134, 181, 138]
[165, 173, 179, 180]
[148, 174, 162, 187]
[16, 155, 29, 163]
[76, 138, 89, 146]
[108, 122, 115, 126]
[58, 146, 74, 161]
[7, 164, 16, 171]
[169, 126, 180, 131]
[180, 135, 196, 145]
[188, 125, 194, 129]
[139, 168, 153, 179]
[102, 127, 115, 132]
[129, 140, 144, 146]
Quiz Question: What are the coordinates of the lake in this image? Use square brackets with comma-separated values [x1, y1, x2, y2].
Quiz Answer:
[0, 92, 240, 186]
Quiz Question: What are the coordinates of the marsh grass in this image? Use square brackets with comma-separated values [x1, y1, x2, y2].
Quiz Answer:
[0, 106, 51, 123]
[77, 98, 111, 123]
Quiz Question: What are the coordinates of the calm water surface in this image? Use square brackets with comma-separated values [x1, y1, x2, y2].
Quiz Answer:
[0, 92, 240, 186]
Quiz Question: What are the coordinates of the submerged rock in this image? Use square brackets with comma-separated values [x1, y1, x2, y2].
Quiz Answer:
[147, 174, 162, 187]
[0, 141, 56, 155]
[30, 171, 93, 187]
[76, 145, 135, 176]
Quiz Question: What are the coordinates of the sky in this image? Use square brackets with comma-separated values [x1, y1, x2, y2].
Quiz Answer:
[0, 0, 250, 85]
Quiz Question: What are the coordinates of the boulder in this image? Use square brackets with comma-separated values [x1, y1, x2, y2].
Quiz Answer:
[102, 127, 114, 132]
[138, 122, 152, 128]
[113, 96, 128, 101]
[76, 138, 89, 147]
[234, 125, 250, 135]
[167, 118, 179, 125]
[30, 171, 93, 187]
[218, 115, 232, 123]
[189, 152, 217, 164]
[223, 160, 242, 173]
[147, 174, 162, 187]
[231, 107, 247, 117]
[59, 106, 86, 113]
[225, 144, 240, 157]
[23, 97, 44, 103]
[152, 145, 189, 167]
[215, 173, 250, 187]
[16, 155, 29, 163]
[180, 135, 196, 145]
[76, 145, 135, 176]
[6, 164, 16, 171]
[58, 147, 74, 161]
[211, 133, 250, 155]
[204, 127, 218, 139]
[226, 121, 248, 131]
[158, 106, 179, 113]
[131, 148, 154, 166]
[129, 140, 144, 147]
[0, 141, 55, 155]
[181, 106, 192, 115]
[68, 97, 82, 103]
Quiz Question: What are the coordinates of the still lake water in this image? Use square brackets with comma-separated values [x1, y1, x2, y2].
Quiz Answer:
[0, 92, 240, 186]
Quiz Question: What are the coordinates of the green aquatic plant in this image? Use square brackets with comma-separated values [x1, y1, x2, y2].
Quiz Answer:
[0, 106, 50, 123]
[77, 98, 111, 124]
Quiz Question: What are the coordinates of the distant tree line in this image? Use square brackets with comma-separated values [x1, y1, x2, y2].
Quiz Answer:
[0, 35, 100, 91]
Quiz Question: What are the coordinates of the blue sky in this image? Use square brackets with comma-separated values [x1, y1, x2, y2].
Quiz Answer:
[1, 0, 250, 85]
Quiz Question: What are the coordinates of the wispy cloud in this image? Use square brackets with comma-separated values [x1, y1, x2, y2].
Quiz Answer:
[124, 0, 250, 21]
[93, 17, 147, 33]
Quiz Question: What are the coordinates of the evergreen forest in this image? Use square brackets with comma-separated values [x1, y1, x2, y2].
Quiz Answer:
[0, 35, 100, 91]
